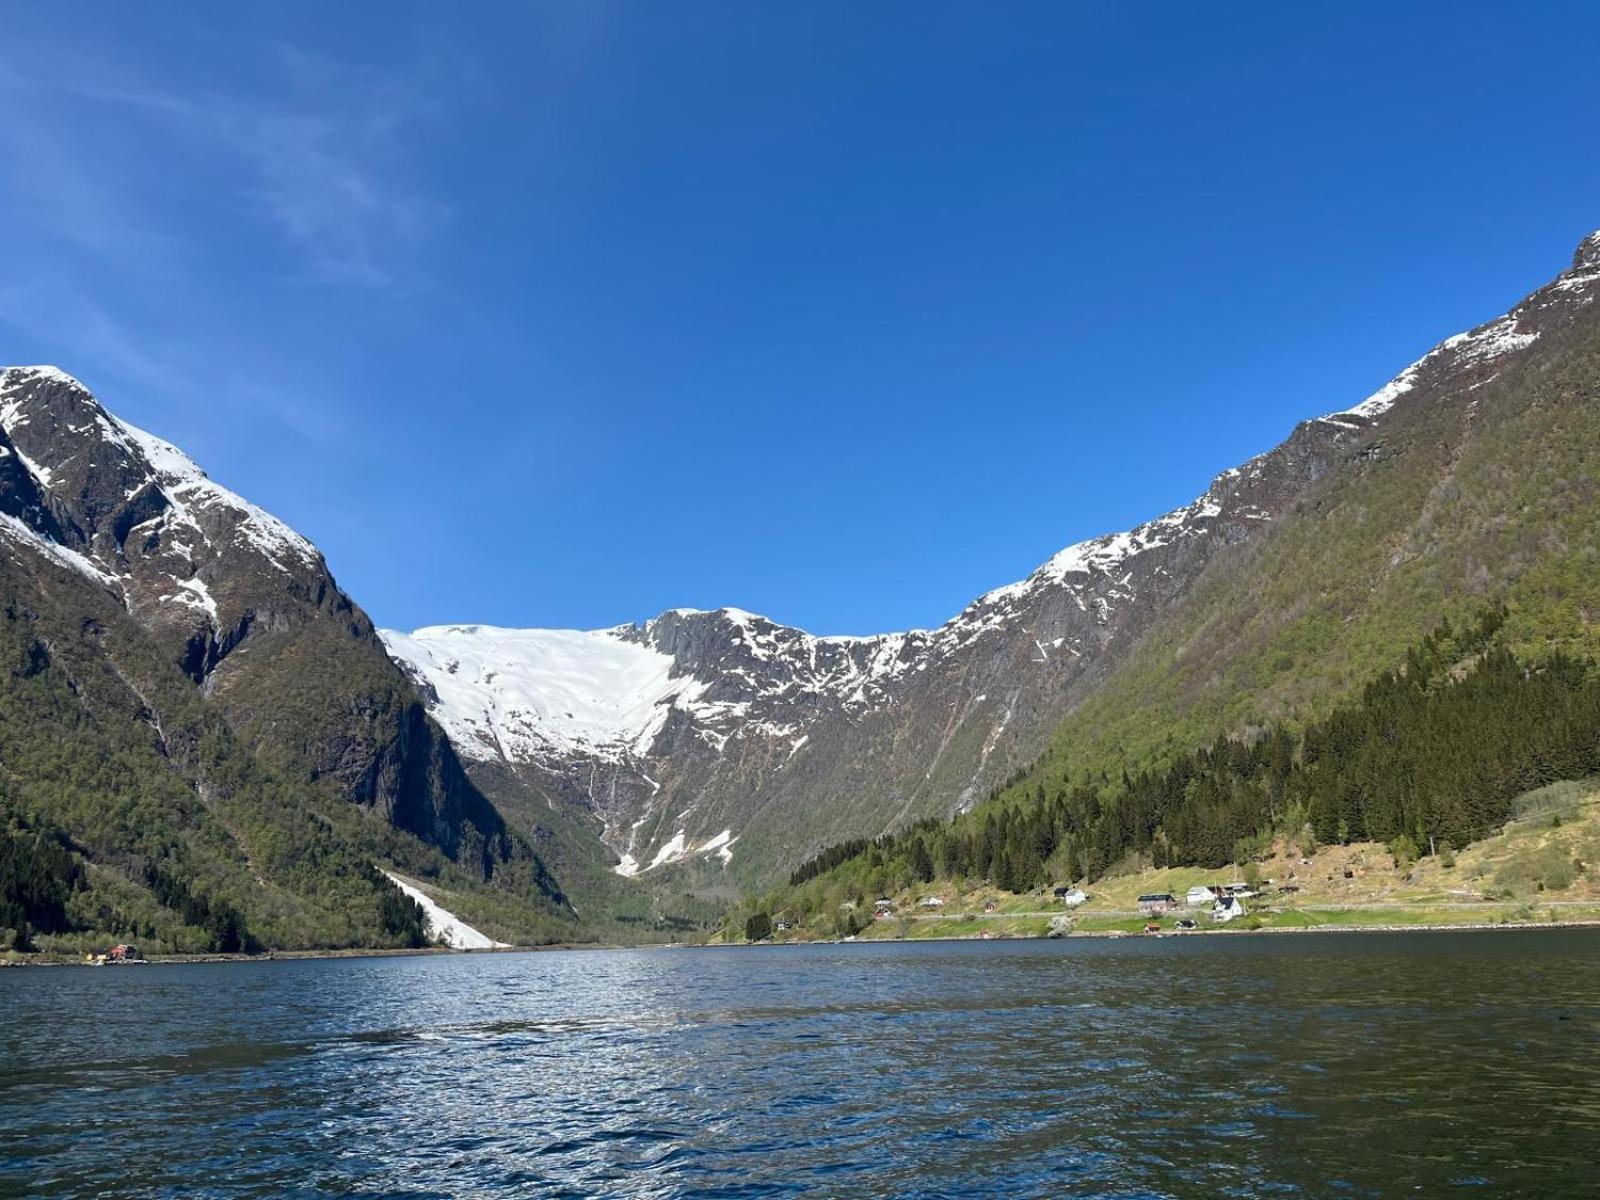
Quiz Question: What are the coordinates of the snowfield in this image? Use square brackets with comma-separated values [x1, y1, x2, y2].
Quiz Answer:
[378, 624, 685, 763]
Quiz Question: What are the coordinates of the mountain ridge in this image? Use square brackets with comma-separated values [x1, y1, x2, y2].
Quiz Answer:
[380, 226, 1600, 890]
[5, 224, 1596, 942]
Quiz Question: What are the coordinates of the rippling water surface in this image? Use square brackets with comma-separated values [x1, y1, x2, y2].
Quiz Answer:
[2, 930, 1597, 1198]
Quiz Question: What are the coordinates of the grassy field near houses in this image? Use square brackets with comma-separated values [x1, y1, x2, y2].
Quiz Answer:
[729, 784, 1600, 943]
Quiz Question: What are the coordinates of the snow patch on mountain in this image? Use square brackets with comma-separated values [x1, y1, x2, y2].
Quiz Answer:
[647, 830, 689, 870]
[701, 829, 737, 865]
[168, 576, 219, 621]
[611, 827, 736, 876]
[106, 416, 319, 574]
[381, 870, 506, 950]
[0, 513, 123, 590]
[1334, 288, 1550, 423]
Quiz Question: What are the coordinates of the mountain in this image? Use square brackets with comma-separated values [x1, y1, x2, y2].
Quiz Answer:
[0, 366, 570, 952]
[383, 229, 1600, 893]
[7, 227, 1596, 948]
[1003, 229, 1600, 794]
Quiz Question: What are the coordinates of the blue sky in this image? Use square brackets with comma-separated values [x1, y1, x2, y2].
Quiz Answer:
[1, 3, 1596, 635]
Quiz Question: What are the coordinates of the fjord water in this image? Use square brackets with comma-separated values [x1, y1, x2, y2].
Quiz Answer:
[2, 932, 1596, 1198]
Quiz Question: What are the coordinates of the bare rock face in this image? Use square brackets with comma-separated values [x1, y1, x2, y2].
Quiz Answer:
[383, 228, 1600, 888]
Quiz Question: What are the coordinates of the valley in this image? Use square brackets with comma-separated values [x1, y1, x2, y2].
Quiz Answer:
[5, 229, 1600, 954]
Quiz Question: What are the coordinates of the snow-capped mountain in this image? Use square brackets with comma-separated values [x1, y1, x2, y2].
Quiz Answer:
[1, 365, 323, 676]
[6, 228, 1596, 904]
[382, 455, 1307, 882]
[383, 229, 1600, 885]
[0, 365, 528, 866]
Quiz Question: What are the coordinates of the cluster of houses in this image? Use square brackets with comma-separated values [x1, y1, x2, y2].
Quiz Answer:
[1137, 882, 1257, 924]
[863, 876, 1270, 933]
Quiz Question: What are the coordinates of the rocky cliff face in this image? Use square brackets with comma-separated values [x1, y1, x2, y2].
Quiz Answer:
[0, 366, 518, 867]
[384, 229, 1600, 887]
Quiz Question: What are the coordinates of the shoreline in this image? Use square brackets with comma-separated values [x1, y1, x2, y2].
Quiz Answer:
[7, 915, 1600, 968]
[757, 916, 1600, 948]
[0, 940, 635, 969]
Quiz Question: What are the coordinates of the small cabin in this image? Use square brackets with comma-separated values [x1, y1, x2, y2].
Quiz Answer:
[1057, 887, 1089, 908]
[108, 944, 141, 961]
[918, 896, 945, 909]
[1186, 884, 1221, 906]
[1138, 893, 1178, 915]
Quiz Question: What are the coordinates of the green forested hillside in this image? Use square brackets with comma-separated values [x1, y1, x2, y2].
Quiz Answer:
[0, 563, 575, 954]
[0, 363, 581, 955]
[753, 610, 1600, 932]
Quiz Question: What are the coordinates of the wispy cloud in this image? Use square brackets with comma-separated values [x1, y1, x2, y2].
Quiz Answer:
[0, 26, 463, 457]
[0, 281, 179, 394]
[0, 40, 452, 291]
[0, 275, 350, 451]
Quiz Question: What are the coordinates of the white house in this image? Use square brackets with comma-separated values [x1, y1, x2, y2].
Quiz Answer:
[1186, 885, 1219, 907]
[1212, 895, 1247, 923]
[1058, 888, 1089, 908]
[919, 896, 945, 909]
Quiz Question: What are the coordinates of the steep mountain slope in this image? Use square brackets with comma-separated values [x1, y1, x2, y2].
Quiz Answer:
[1001, 230, 1600, 796]
[385, 229, 1600, 892]
[0, 366, 570, 950]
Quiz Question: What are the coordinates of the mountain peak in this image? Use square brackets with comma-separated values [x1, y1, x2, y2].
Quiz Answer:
[0, 364, 320, 579]
[0, 364, 87, 391]
[1574, 229, 1600, 271]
